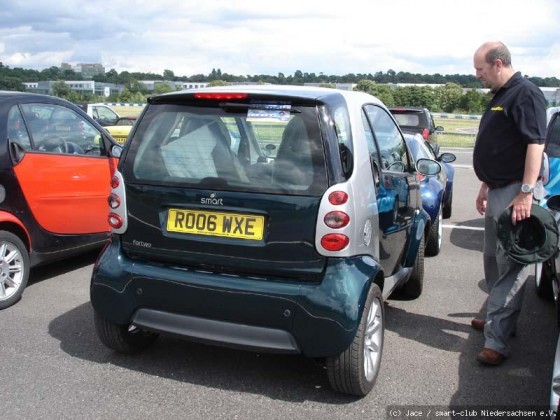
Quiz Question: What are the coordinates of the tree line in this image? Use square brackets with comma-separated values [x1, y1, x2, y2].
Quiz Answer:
[1, 63, 558, 114]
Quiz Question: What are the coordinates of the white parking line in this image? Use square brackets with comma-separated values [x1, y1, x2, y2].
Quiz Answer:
[442, 224, 484, 231]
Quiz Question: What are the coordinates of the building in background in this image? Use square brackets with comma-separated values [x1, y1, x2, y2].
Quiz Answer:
[139, 80, 209, 91]
[23, 80, 124, 97]
[61, 63, 105, 79]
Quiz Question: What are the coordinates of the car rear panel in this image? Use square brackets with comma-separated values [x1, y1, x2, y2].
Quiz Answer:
[120, 183, 327, 279]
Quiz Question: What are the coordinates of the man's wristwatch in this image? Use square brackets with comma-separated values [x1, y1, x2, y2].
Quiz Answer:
[521, 184, 534, 194]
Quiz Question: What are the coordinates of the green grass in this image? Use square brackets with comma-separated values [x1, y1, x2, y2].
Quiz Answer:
[434, 116, 479, 148]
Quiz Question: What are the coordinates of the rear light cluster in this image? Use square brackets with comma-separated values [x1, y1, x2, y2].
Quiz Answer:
[108, 175, 124, 230]
[421, 128, 430, 142]
[320, 191, 350, 252]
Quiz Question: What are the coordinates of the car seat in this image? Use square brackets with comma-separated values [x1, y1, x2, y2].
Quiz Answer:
[273, 116, 314, 189]
[161, 115, 246, 182]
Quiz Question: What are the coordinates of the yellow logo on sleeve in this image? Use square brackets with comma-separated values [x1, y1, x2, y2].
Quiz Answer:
[491, 106, 504, 112]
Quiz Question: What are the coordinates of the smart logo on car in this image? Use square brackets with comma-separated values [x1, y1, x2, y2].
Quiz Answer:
[201, 193, 223, 206]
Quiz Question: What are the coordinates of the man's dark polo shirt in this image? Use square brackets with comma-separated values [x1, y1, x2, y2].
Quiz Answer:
[473, 71, 547, 187]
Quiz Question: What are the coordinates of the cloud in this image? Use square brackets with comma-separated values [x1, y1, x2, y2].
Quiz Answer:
[0, 0, 559, 78]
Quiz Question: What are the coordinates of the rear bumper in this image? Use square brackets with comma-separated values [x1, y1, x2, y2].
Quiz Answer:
[90, 237, 382, 358]
[132, 308, 300, 354]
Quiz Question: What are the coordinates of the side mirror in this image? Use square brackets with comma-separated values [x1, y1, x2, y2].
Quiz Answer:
[416, 158, 441, 176]
[111, 144, 123, 158]
[435, 126, 445, 132]
[9, 140, 26, 164]
[547, 194, 560, 211]
[438, 152, 456, 164]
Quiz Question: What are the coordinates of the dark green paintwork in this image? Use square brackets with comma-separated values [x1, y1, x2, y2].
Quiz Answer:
[91, 237, 381, 357]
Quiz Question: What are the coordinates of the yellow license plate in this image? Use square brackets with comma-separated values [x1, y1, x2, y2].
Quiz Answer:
[167, 209, 265, 240]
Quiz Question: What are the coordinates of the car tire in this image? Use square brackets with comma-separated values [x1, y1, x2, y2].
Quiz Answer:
[326, 283, 384, 397]
[535, 259, 555, 301]
[94, 311, 159, 354]
[443, 189, 453, 219]
[0, 231, 30, 310]
[399, 235, 425, 300]
[425, 209, 442, 257]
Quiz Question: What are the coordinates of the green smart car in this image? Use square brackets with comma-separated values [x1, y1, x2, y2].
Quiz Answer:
[90, 85, 440, 396]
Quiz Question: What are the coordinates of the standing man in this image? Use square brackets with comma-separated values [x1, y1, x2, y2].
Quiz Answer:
[472, 41, 547, 365]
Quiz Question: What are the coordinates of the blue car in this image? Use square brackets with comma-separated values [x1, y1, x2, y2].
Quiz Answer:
[532, 107, 560, 420]
[535, 108, 560, 301]
[404, 134, 456, 256]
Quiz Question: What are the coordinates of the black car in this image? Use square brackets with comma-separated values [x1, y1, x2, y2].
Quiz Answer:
[389, 107, 444, 153]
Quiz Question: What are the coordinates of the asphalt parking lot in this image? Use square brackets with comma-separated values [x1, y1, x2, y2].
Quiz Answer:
[1, 148, 557, 420]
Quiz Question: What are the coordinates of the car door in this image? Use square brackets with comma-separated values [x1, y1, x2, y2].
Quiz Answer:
[363, 105, 420, 275]
[9, 102, 118, 234]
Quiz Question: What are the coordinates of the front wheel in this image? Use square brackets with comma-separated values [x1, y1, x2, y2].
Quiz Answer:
[0, 231, 30, 310]
[443, 189, 453, 219]
[327, 283, 384, 397]
[94, 311, 159, 354]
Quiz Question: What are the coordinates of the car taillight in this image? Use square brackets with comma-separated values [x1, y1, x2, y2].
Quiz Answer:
[108, 213, 123, 229]
[421, 128, 430, 141]
[417, 173, 425, 182]
[194, 93, 248, 100]
[324, 211, 350, 229]
[328, 191, 348, 205]
[108, 193, 121, 209]
[321, 234, 349, 251]
[108, 174, 126, 231]
[320, 190, 351, 252]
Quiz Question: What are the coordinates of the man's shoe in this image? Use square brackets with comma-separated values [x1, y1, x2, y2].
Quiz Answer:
[471, 318, 485, 331]
[476, 348, 507, 365]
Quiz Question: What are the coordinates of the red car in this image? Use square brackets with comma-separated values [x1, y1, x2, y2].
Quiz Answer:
[0, 92, 121, 309]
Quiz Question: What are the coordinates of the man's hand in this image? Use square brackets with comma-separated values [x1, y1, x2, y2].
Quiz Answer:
[476, 183, 488, 215]
[510, 192, 533, 224]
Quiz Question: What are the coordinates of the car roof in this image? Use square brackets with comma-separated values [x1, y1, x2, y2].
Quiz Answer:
[402, 132, 425, 142]
[150, 84, 385, 107]
[547, 107, 560, 125]
[0, 90, 59, 101]
[0, 91, 79, 110]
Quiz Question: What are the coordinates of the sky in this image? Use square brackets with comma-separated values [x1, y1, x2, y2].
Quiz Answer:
[1, 0, 559, 79]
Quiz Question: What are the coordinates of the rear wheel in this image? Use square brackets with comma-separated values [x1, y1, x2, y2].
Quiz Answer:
[425, 209, 442, 257]
[94, 311, 159, 354]
[398, 235, 425, 300]
[327, 283, 384, 397]
[0, 231, 29, 310]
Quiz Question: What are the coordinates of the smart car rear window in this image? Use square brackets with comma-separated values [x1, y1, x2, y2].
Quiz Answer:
[126, 103, 328, 196]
